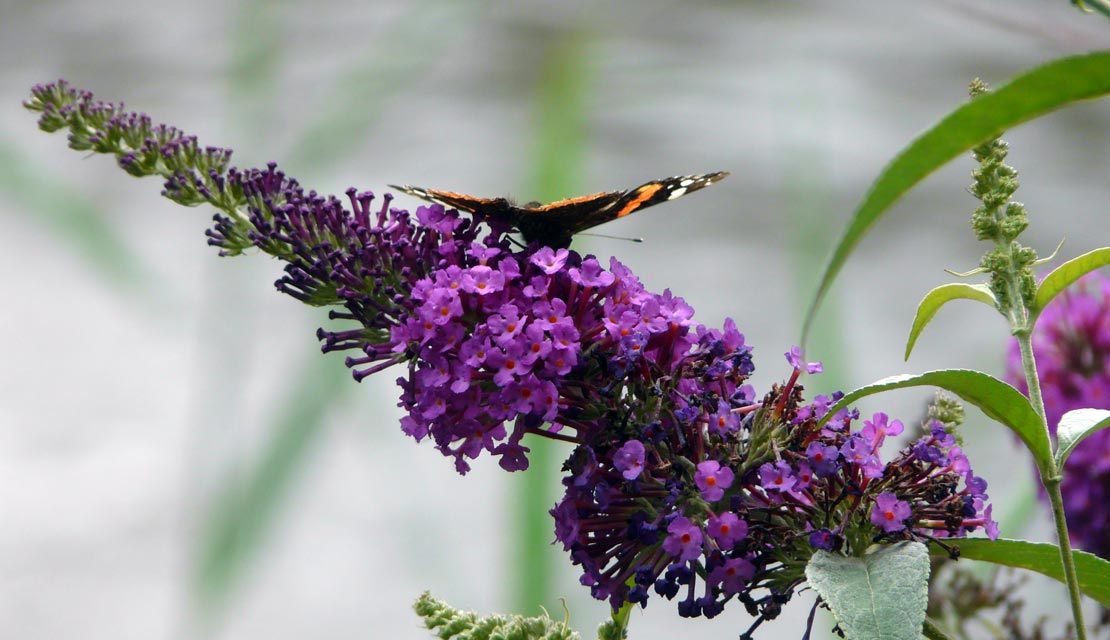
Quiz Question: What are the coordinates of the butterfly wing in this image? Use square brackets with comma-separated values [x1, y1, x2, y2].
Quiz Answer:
[526, 172, 730, 238]
[387, 184, 503, 215]
[526, 190, 626, 237]
[608, 172, 730, 220]
[390, 171, 729, 248]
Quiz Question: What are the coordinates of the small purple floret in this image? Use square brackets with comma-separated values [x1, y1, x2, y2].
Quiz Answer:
[695, 460, 735, 502]
[614, 440, 646, 480]
[871, 492, 912, 533]
[785, 345, 823, 374]
[662, 516, 704, 561]
[759, 460, 796, 493]
[707, 512, 747, 548]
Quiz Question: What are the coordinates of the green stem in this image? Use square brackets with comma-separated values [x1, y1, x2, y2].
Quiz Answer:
[1015, 330, 1047, 426]
[1015, 330, 1087, 639]
[1045, 478, 1087, 640]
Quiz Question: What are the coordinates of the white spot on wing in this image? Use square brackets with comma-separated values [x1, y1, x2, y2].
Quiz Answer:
[679, 178, 695, 187]
[667, 187, 688, 200]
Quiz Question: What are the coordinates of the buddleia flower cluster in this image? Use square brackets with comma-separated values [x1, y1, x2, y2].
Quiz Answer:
[1007, 272, 1110, 558]
[25, 80, 998, 636]
[551, 355, 998, 633]
[24, 80, 757, 477]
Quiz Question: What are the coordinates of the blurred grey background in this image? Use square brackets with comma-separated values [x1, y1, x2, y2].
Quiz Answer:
[2, 1, 1109, 638]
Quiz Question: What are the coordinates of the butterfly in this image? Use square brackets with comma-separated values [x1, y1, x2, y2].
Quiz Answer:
[388, 172, 729, 249]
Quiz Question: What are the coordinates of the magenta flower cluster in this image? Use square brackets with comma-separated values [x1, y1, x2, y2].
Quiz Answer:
[26, 80, 999, 634]
[551, 356, 997, 630]
[1008, 272, 1110, 558]
[393, 239, 723, 473]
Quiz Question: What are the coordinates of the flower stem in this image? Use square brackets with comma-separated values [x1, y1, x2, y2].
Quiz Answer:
[1045, 477, 1087, 640]
[1016, 330, 1087, 639]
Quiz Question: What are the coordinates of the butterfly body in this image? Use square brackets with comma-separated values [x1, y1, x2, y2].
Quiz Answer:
[389, 172, 729, 249]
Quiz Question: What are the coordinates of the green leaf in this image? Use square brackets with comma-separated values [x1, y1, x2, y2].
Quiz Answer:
[801, 51, 1110, 346]
[819, 370, 1052, 476]
[904, 284, 996, 361]
[1074, 0, 1110, 20]
[806, 542, 930, 640]
[1055, 408, 1110, 470]
[931, 538, 1110, 608]
[1033, 247, 1110, 315]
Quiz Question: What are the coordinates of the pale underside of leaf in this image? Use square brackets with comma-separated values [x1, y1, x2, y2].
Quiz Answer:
[806, 542, 930, 640]
[1055, 408, 1110, 470]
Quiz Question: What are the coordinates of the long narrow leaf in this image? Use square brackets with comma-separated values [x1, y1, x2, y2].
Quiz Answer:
[1033, 247, 1110, 314]
[802, 52, 1110, 345]
[905, 283, 996, 361]
[931, 538, 1110, 608]
[819, 369, 1052, 475]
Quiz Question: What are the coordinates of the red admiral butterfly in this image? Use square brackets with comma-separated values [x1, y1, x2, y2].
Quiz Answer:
[389, 172, 729, 249]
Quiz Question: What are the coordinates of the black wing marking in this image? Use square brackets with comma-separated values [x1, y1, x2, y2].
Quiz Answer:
[388, 184, 503, 215]
[609, 172, 730, 220]
[524, 190, 625, 235]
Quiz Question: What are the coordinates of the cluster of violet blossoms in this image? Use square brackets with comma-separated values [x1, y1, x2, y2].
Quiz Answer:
[552, 366, 998, 631]
[25, 80, 998, 633]
[390, 241, 736, 474]
[1008, 272, 1110, 558]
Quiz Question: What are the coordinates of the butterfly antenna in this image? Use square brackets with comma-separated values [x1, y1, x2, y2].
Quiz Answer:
[578, 232, 644, 243]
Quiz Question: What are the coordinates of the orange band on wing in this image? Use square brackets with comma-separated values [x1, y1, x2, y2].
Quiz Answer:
[532, 191, 612, 211]
[615, 184, 663, 217]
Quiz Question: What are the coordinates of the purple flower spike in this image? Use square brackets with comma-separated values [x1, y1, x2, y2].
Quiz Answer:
[695, 460, 735, 502]
[871, 492, 912, 533]
[26, 80, 999, 624]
